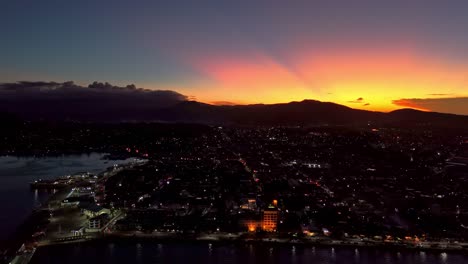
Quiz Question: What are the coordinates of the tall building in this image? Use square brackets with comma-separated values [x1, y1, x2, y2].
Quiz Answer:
[263, 206, 278, 232]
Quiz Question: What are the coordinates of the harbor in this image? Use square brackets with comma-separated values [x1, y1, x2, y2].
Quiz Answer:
[0, 155, 140, 264]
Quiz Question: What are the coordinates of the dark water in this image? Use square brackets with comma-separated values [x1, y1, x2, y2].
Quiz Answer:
[30, 242, 468, 264]
[0, 153, 132, 241]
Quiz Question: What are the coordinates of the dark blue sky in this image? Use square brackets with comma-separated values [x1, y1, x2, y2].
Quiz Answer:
[2, 0, 468, 114]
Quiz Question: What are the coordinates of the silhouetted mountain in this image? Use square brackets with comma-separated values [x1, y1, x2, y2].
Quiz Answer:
[2, 81, 467, 128]
[0, 81, 187, 122]
[2, 94, 468, 129]
[152, 100, 468, 129]
[156, 100, 384, 125]
[387, 108, 468, 129]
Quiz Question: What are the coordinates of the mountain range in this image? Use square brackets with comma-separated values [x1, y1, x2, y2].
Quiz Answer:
[2, 99, 468, 129]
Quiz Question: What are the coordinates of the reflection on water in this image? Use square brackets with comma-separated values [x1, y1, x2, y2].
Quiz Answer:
[0, 153, 132, 241]
[30, 242, 468, 264]
[440, 252, 448, 263]
[136, 243, 142, 264]
[33, 189, 39, 207]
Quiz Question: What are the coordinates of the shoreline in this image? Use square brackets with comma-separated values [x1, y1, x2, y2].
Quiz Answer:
[5, 155, 468, 262]
[35, 232, 468, 255]
[0, 156, 141, 263]
[0, 152, 132, 160]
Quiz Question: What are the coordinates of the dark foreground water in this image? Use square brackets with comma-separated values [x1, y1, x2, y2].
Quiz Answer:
[0, 153, 132, 241]
[30, 242, 468, 264]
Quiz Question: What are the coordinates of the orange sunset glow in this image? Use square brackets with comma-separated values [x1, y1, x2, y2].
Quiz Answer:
[3, 1, 468, 115]
[167, 48, 468, 113]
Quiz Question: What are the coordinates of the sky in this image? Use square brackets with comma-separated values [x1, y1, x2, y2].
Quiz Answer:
[1, 0, 468, 115]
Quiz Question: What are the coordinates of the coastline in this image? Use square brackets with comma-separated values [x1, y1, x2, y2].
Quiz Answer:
[35, 232, 468, 255]
[5, 155, 468, 263]
[0, 152, 131, 160]
[0, 155, 140, 263]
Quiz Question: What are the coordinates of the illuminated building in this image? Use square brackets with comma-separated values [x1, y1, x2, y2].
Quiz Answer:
[82, 204, 110, 218]
[239, 198, 257, 210]
[263, 207, 278, 232]
[272, 199, 278, 207]
[88, 216, 105, 229]
[240, 220, 261, 232]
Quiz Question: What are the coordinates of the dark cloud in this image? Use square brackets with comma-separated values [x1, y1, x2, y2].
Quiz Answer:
[392, 97, 468, 115]
[210, 101, 240, 106]
[0, 81, 188, 121]
[348, 97, 368, 106]
[427, 93, 453, 96]
[348, 97, 364, 103]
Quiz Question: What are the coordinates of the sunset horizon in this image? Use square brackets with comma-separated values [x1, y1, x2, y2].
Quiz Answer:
[1, 79, 462, 115]
[2, 1, 468, 115]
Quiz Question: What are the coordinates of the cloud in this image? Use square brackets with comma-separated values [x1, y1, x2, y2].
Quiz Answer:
[348, 97, 364, 103]
[344, 97, 374, 108]
[427, 93, 453, 96]
[392, 97, 468, 115]
[209, 101, 241, 106]
[0, 81, 188, 121]
[347, 97, 370, 108]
